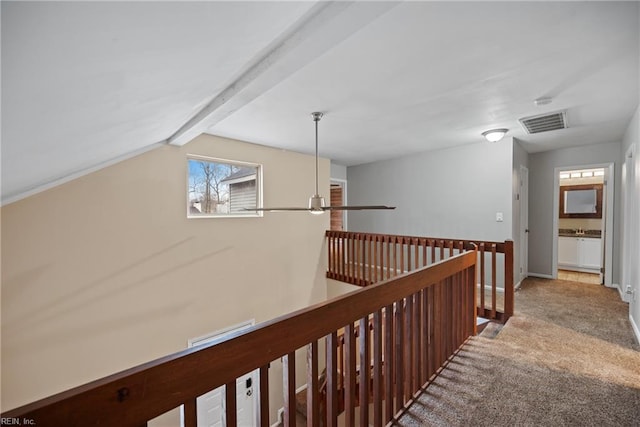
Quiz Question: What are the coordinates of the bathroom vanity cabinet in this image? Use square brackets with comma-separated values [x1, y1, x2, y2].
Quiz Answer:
[558, 236, 602, 272]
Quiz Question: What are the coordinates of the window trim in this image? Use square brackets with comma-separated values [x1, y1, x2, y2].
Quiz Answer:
[186, 154, 263, 218]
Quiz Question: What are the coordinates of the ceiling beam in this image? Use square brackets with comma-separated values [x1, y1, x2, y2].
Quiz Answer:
[168, 1, 398, 146]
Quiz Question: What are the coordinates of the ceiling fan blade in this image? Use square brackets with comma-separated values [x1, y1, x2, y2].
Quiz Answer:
[245, 207, 311, 212]
[323, 205, 396, 210]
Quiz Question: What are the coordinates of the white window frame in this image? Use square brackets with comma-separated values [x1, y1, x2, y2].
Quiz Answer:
[186, 154, 263, 218]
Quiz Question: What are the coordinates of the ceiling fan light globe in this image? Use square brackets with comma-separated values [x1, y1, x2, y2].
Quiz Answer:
[309, 194, 326, 214]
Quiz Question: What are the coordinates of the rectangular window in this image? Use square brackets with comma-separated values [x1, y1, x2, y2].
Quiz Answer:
[187, 155, 262, 218]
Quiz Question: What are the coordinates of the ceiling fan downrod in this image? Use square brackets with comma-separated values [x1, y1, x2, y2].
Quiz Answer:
[309, 112, 326, 214]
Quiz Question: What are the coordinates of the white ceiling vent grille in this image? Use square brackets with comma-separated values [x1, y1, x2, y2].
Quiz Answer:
[519, 110, 568, 134]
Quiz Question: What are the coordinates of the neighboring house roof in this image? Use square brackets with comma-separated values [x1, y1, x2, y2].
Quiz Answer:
[221, 167, 256, 186]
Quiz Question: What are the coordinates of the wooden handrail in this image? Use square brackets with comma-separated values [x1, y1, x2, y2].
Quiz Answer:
[3, 250, 477, 427]
[326, 230, 514, 322]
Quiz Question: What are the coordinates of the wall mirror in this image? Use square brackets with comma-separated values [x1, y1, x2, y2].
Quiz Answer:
[559, 184, 603, 218]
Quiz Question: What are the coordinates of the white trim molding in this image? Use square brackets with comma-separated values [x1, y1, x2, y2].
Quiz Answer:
[630, 313, 640, 346]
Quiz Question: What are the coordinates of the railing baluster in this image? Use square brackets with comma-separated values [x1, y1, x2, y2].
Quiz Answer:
[412, 292, 420, 393]
[259, 365, 270, 427]
[307, 342, 319, 427]
[344, 323, 356, 427]
[400, 237, 406, 274]
[394, 299, 404, 413]
[358, 234, 366, 286]
[427, 285, 434, 378]
[327, 332, 338, 427]
[504, 240, 514, 320]
[392, 237, 398, 278]
[331, 232, 336, 280]
[338, 335, 344, 396]
[480, 242, 486, 317]
[349, 233, 355, 284]
[430, 239, 436, 264]
[372, 309, 383, 427]
[183, 398, 197, 427]
[372, 235, 377, 284]
[421, 288, 429, 385]
[434, 281, 443, 368]
[330, 232, 336, 278]
[403, 295, 412, 399]
[378, 235, 383, 280]
[226, 380, 237, 427]
[447, 276, 454, 356]
[491, 244, 497, 320]
[283, 352, 295, 427]
[384, 304, 394, 423]
[359, 316, 370, 427]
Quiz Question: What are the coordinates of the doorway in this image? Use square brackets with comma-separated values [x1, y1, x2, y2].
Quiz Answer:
[185, 321, 258, 427]
[330, 179, 347, 231]
[554, 165, 612, 285]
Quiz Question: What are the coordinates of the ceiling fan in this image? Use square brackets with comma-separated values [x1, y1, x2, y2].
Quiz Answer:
[249, 112, 395, 214]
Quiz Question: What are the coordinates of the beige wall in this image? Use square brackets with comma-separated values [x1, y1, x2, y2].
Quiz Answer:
[1, 134, 329, 423]
[326, 278, 361, 300]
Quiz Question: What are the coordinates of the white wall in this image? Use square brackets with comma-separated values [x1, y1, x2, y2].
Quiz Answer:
[621, 105, 640, 342]
[346, 139, 513, 242]
[1, 134, 329, 424]
[528, 141, 622, 283]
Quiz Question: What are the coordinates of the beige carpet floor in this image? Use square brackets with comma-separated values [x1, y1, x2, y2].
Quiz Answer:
[397, 277, 640, 426]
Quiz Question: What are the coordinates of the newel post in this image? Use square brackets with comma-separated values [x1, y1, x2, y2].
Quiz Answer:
[504, 240, 514, 321]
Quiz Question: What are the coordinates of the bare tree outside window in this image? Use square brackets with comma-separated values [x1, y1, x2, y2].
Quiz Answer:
[188, 157, 261, 217]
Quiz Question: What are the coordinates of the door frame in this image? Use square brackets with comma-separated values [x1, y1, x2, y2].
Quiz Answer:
[519, 165, 529, 284]
[552, 162, 614, 286]
[622, 144, 637, 303]
[185, 320, 258, 427]
[330, 178, 348, 231]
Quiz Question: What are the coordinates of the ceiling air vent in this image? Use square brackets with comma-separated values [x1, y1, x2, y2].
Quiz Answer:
[519, 110, 568, 134]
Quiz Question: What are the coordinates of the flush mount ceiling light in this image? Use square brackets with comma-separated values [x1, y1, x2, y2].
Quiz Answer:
[248, 112, 395, 214]
[534, 96, 553, 106]
[481, 128, 508, 142]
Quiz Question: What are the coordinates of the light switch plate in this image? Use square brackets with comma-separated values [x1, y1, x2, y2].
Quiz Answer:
[496, 212, 504, 222]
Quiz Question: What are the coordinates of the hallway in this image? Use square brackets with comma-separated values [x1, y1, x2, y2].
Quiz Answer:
[397, 278, 640, 426]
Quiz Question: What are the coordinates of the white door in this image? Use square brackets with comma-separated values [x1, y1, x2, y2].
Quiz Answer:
[622, 147, 637, 303]
[519, 166, 529, 282]
[188, 323, 258, 427]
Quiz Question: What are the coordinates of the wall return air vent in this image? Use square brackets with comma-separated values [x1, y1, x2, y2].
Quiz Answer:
[519, 110, 568, 134]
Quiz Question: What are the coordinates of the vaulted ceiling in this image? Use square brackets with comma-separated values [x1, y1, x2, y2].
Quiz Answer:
[2, 1, 638, 205]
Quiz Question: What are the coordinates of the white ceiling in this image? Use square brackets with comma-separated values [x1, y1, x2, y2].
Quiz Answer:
[2, 1, 639, 204]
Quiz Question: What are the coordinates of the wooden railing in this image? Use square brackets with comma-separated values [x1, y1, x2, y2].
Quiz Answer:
[326, 230, 514, 322]
[2, 249, 477, 427]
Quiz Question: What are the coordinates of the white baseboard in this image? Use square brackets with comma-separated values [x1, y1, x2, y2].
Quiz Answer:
[527, 272, 554, 280]
[515, 279, 523, 290]
[477, 284, 505, 292]
[630, 313, 640, 345]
